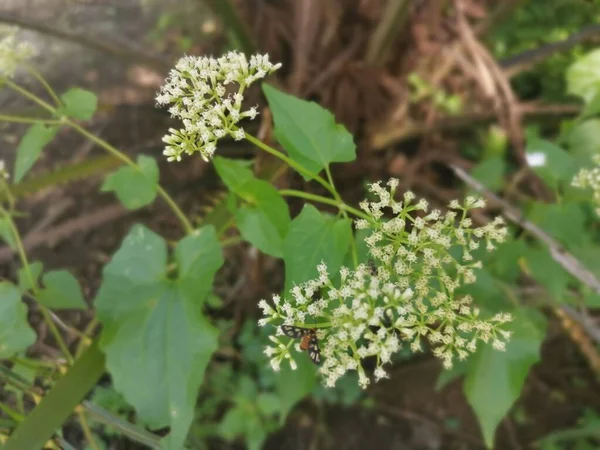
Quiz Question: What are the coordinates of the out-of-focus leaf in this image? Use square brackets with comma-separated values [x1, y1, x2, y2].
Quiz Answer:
[14, 123, 59, 182]
[471, 156, 506, 192]
[101, 155, 159, 210]
[0, 282, 36, 358]
[37, 270, 87, 309]
[566, 48, 600, 103]
[465, 308, 546, 448]
[60, 88, 98, 120]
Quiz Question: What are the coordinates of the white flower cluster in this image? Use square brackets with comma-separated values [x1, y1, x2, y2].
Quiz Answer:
[260, 180, 513, 389]
[0, 28, 36, 79]
[156, 52, 281, 162]
[572, 154, 600, 216]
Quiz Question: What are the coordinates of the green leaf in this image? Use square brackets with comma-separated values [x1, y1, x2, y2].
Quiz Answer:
[283, 205, 353, 290]
[17, 261, 43, 292]
[214, 157, 291, 257]
[527, 202, 587, 249]
[0, 217, 17, 249]
[525, 247, 569, 299]
[582, 91, 600, 119]
[37, 270, 87, 310]
[525, 137, 577, 189]
[218, 406, 248, 440]
[263, 84, 356, 179]
[60, 88, 98, 120]
[0, 282, 36, 358]
[465, 309, 546, 448]
[435, 359, 468, 392]
[235, 179, 291, 257]
[566, 119, 600, 157]
[257, 393, 280, 417]
[566, 48, 600, 103]
[14, 123, 59, 182]
[3, 342, 105, 450]
[470, 157, 506, 192]
[488, 240, 527, 283]
[274, 355, 317, 422]
[213, 156, 255, 194]
[582, 292, 600, 308]
[101, 155, 159, 210]
[95, 225, 223, 449]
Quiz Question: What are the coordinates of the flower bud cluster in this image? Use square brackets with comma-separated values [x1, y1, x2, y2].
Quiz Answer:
[260, 180, 512, 388]
[0, 27, 36, 79]
[572, 154, 600, 216]
[156, 52, 281, 162]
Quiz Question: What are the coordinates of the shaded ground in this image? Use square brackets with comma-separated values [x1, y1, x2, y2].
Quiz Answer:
[1, 0, 600, 449]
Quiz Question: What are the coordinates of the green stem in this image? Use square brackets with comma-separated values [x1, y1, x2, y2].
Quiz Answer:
[24, 64, 63, 108]
[4, 213, 74, 364]
[0, 115, 61, 125]
[68, 121, 194, 234]
[279, 189, 371, 220]
[4, 79, 56, 114]
[76, 410, 100, 450]
[325, 166, 358, 265]
[5, 79, 193, 234]
[244, 133, 337, 197]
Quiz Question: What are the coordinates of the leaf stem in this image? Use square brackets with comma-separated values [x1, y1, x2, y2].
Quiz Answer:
[5, 78, 193, 235]
[67, 121, 194, 234]
[3, 212, 74, 365]
[279, 189, 370, 220]
[325, 165, 358, 266]
[0, 115, 61, 125]
[4, 78, 56, 114]
[76, 409, 100, 450]
[23, 64, 63, 108]
[244, 133, 338, 197]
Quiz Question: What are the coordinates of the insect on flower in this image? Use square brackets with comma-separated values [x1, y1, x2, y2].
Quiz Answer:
[280, 325, 321, 365]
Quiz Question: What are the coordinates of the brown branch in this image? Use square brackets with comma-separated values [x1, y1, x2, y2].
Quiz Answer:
[365, 0, 411, 66]
[501, 23, 600, 77]
[450, 164, 600, 345]
[370, 103, 581, 150]
[0, 13, 171, 72]
[0, 204, 127, 264]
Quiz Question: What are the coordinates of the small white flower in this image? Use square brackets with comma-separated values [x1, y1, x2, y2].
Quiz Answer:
[526, 151, 546, 168]
[0, 28, 36, 79]
[156, 51, 281, 162]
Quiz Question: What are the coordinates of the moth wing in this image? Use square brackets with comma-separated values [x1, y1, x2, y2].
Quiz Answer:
[280, 325, 307, 338]
[308, 333, 321, 365]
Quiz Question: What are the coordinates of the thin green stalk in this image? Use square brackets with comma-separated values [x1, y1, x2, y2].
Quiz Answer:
[0, 115, 61, 125]
[0, 403, 24, 422]
[68, 121, 194, 234]
[221, 235, 242, 247]
[4, 213, 74, 364]
[76, 410, 100, 450]
[244, 133, 337, 197]
[23, 64, 62, 108]
[6, 78, 193, 234]
[279, 189, 370, 220]
[325, 166, 357, 265]
[4, 78, 56, 114]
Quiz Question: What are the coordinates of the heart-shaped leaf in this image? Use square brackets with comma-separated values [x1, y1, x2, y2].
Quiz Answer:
[263, 84, 356, 179]
[95, 225, 223, 449]
[0, 282, 36, 358]
[101, 155, 159, 210]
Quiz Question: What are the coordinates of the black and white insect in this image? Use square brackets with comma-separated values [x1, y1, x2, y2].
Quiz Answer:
[280, 325, 321, 365]
[366, 258, 378, 276]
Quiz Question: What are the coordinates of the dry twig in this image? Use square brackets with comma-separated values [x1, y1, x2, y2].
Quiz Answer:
[450, 164, 600, 346]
